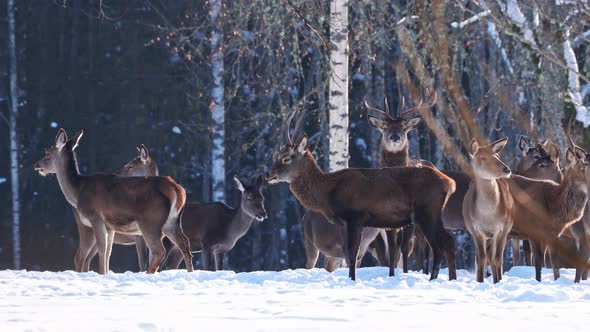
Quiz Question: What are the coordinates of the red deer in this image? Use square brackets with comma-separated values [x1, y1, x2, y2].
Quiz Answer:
[266, 110, 457, 281]
[163, 175, 267, 271]
[511, 137, 562, 267]
[74, 144, 157, 272]
[463, 137, 514, 283]
[34, 129, 193, 274]
[366, 93, 470, 275]
[507, 126, 588, 282]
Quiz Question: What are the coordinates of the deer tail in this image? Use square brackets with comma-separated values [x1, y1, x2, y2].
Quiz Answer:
[442, 177, 456, 210]
[158, 177, 186, 223]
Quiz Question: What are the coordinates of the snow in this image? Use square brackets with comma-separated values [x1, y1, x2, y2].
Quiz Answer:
[563, 31, 590, 127]
[171, 126, 182, 134]
[0, 177, 6, 184]
[50, 121, 58, 128]
[450, 10, 490, 29]
[2, 267, 590, 331]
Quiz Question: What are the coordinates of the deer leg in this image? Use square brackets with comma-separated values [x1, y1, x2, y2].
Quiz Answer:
[85, 245, 98, 273]
[214, 251, 224, 271]
[368, 231, 389, 267]
[201, 248, 214, 271]
[400, 225, 413, 273]
[135, 236, 149, 272]
[385, 230, 398, 277]
[325, 257, 341, 272]
[523, 240, 533, 266]
[547, 242, 560, 281]
[493, 233, 508, 284]
[511, 239, 521, 267]
[532, 241, 544, 282]
[344, 220, 363, 281]
[89, 220, 110, 275]
[163, 246, 184, 270]
[472, 234, 487, 283]
[104, 229, 115, 273]
[73, 212, 96, 273]
[163, 225, 194, 272]
[303, 234, 320, 269]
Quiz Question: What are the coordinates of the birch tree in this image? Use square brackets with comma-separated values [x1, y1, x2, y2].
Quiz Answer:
[328, 0, 349, 171]
[7, 0, 21, 269]
[210, 0, 225, 202]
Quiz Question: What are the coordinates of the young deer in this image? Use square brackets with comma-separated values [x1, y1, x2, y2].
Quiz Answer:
[164, 175, 267, 271]
[34, 129, 193, 274]
[366, 93, 470, 275]
[267, 110, 457, 281]
[508, 145, 588, 282]
[74, 144, 157, 272]
[511, 137, 562, 267]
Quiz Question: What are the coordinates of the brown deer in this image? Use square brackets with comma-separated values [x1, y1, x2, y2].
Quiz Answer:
[163, 175, 268, 271]
[463, 138, 514, 283]
[34, 129, 193, 274]
[511, 137, 562, 267]
[266, 110, 457, 281]
[508, 126, 588, 282]
[366, 93, 470, 275]
[74, 144, 157, 272]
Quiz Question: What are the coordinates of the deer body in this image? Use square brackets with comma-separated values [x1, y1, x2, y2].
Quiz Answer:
[35, 129, 193, 274]
[164, 176, 267, 271]
[268, 121, 457, 281]
[73, 145, 156, 272]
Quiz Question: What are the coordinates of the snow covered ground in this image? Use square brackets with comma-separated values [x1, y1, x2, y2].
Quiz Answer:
[2, 267, 590, 331]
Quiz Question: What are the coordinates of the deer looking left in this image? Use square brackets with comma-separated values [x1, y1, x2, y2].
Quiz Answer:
[34, 129, 193, 274]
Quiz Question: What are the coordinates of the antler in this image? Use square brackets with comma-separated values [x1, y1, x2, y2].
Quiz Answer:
[400, 91, 438, 117]
[285, 107, 304, 145]
[364, 100, 393, 120]
[566, 116, 576, 151]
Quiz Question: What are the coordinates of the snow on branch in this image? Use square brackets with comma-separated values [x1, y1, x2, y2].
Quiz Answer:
[451, 10, 491, 29]
[573, 30, 590, 48]
[396, 16, 419, 26]
[487, 23, 514, 74]
[504, 0, 537, 47]
[564, 30, 590, 127]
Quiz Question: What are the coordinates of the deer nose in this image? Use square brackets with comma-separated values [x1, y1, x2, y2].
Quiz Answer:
[503, 165, 511, 174]
[389, 133, 401, 141]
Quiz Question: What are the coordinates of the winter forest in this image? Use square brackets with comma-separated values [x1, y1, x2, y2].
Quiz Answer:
[2, 0, 590, 276]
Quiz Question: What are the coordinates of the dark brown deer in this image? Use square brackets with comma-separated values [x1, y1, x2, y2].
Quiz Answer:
[463, 137, 514, 283]
[511, 137, 562, 267]
[266, 110, 457, 281]
[508, 126, 588, 282]
[34, 129, 193, 274]
[366, 93, 470, 275]
[163, 175, 268, 271]
[74, 144, 157, 272]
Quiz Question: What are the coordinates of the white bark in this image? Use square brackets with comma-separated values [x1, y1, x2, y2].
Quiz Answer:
[450, 10, 490, 29]
[210, 0, 225, 201]
[8, 0, 21, 269]
[328, 0, 349, 171]
[563, 30, 590, 126]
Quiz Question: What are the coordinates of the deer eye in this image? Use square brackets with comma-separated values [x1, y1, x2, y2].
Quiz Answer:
[281, 157, 291, 164]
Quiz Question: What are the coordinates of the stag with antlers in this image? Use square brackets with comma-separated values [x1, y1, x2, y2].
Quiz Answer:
[267, 109, 457, 281]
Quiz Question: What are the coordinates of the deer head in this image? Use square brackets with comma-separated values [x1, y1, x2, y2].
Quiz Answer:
[115, 144, 159, 177]
[234, 175, 267, 221]
[468, 137, 511, 180]
[366, 92, 436, 153]
[267, 109, 311, 184]
[517, 136, 560, 172]
[34, 129, 83, 176]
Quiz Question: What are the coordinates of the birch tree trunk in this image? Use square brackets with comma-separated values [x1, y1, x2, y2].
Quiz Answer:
[328, 0, 349, 171]
[210, 0, 225, 202]
[8, 0, 21, 270]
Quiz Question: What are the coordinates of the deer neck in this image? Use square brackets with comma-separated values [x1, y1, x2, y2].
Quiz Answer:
[290, 152, 330, 210]
[56, 149, 84, 207]
[473, 176, 503, 212]
[229, 201, 256, 237]
[556, 171, 588, 226]
[380, 144, 409, 167]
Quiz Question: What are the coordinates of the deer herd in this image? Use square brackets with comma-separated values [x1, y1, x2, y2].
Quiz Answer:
[33, 92, 590, 284]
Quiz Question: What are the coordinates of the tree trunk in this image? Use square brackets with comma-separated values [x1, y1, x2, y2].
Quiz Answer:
[328, 0, 349, 171]
[8, 0, 21, 270]
[210, 0, 225, 201]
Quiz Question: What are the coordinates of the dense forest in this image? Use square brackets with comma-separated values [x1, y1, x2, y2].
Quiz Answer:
[1, 0, 589, 273]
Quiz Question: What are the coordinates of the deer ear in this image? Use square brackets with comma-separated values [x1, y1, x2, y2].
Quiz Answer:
[368, 116, 386, 130]
[405, 117, 421, 130]
[575, 146, 586, 160]
[491, 137, 508, 154]
[566, 148, 577, 166]
[468, 138, 479, 157]
[296, 134, 309, 155]
[139, 144, 149, 162]
[234, 175, 246, 192]
[55, 128, 68, 149]
[69, 130, 84, 151]
[545, 142, 560, 162]
[518, 136, 530, 154]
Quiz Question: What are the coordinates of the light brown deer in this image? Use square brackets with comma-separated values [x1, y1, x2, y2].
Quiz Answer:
[463, 137, 514, 283]
[74, 144, 157, 272]
[34, 129, 193, 274]
[508, 142, 588, 282]
[266, 111, 457, 281]
[366, 93, 470, 275]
